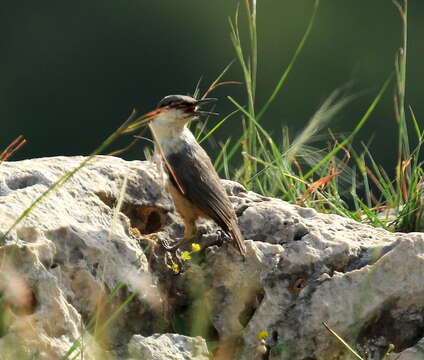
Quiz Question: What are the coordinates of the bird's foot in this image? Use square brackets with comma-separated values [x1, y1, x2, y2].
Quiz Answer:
[159, 229, 204, 253]
[201, 229, 225, 248]
[159, 237, 182, 252]
[216, 229, 227, 244]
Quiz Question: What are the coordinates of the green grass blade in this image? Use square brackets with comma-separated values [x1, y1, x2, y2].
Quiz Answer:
[409, 105, 422, 139]
[198, 109, 239, 144]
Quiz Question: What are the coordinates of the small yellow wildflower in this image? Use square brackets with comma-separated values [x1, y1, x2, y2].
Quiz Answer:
[257, 330, 269, 341]
[191, 243, 201, 252]
[181, 251, 192, 261]
[171, 263, 179, 273]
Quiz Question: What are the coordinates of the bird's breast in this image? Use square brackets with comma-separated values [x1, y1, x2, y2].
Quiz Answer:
[157, 129, 197, 158]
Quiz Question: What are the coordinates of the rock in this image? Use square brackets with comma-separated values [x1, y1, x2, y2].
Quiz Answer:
[387, 337, 424, 360]
[207, 187, 424, 360]
[0, 156, 174, 358]
[0, 156, 423, 359]
[128, 333, 209, 360]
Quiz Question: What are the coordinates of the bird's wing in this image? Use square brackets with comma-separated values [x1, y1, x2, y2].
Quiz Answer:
[164, 144, 246, 255]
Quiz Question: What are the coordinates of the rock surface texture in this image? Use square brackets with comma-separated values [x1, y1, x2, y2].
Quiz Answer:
[0, 156, 423, 360]
[128, 333, 209, 360]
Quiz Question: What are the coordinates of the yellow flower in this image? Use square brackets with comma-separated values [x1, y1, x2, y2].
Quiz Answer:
[257, 330, 269, 340]
[171, 263, 179, 273]
[181, 251, 192, 261]
[191, 243, 201, 252]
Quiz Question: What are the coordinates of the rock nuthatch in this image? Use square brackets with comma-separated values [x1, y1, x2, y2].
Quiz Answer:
[149, 94, 246, 256]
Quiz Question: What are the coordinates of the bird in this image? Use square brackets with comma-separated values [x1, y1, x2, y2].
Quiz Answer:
[148, 94, 246, 256]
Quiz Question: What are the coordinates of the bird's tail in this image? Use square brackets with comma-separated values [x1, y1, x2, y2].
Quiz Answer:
[230, 221, 246, 256]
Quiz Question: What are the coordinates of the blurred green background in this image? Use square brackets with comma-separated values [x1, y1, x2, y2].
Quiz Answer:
[1, 0, 423, 173]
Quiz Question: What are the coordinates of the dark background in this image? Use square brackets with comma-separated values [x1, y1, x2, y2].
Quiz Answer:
[1, 0, 423, 173]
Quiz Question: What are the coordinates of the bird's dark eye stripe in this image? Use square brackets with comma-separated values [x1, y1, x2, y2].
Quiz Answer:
[159, 100, 193, 108]
[158, 99, 173, 107]
[179, 101, 194, 107]
[157, 95, 195, 109]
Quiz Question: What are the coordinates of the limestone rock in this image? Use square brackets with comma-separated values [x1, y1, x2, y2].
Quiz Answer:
[0, 156, 423, 359]
[128, 333, 209, 360]
[0, 156, 174, 358]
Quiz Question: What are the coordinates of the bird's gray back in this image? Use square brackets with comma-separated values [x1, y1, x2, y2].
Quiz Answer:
[163, 136, 235, 231]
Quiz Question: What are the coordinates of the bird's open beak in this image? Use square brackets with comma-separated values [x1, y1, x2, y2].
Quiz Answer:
[194, 98, 219, 116]
[195, 98, 218, 105]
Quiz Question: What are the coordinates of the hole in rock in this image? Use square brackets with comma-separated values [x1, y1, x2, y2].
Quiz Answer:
[289, 278, 306, 294]
[238, 289, 265, 327]
[96, 192, 165, 235]
[96, 192, 116, 208]
[122, 204, 165, 235]
[357, 301, 424, 353]
[6, 175, 42, 190]
[236, 204, 250, 217]
[293, 226, 309, 241]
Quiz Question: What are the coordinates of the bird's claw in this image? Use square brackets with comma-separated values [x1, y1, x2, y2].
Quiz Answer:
[216, 230, 226, 245]
[159, 238, 180, 252]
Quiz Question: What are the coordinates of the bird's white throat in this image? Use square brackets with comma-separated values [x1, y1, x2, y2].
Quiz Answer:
[149, 119, 196, 155]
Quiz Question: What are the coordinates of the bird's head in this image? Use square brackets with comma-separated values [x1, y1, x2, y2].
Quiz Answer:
[151, 95, 218, 130]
